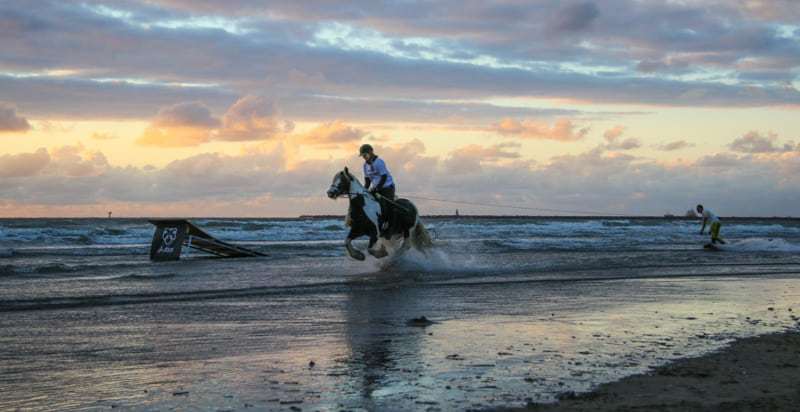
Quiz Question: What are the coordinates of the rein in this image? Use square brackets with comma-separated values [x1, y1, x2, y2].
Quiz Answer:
[336, 190, 413, 213]
[334, 172, 412, 213]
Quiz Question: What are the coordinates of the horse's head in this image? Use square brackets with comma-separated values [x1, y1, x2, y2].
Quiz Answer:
[327, 168, 353, 199]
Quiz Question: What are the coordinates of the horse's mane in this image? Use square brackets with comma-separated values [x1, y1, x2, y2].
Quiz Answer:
[344, 168, 368, 195]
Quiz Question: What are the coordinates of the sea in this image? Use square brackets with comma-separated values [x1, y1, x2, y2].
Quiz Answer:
[2, 216, 800, 411]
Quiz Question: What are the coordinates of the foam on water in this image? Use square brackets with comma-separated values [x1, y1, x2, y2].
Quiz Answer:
[729, 237, 800, 252]
[372, 237, 489, 273]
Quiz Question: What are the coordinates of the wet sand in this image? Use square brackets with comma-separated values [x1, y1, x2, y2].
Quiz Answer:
[503, 328, 800, 412]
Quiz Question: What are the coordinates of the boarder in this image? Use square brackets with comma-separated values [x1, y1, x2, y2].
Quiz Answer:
[697, 204, 726, 246]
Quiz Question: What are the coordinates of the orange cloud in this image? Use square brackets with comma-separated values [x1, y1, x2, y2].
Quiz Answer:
[603, 125, 625, 141]
[137, 97, 295, 147]
[492, 118, 589, 141]
[219, 95, 293, 141]
[299, 120, 367, 147]
[48, 145, 109, 177]
[137, 102, 220, 147]
[602, 125, 641, 151]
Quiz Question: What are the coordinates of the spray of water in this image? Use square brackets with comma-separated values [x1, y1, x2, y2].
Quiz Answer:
[729, 237, 800, 252]
[372, 236, 486, 273]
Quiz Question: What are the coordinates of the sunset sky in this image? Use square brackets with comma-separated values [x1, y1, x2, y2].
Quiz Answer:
[1, 0, 799, 217]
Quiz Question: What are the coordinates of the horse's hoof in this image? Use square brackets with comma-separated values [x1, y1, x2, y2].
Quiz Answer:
[368, 248, 388, 259]
[349, 250, 366, 261]
[347, 246, 366, 261]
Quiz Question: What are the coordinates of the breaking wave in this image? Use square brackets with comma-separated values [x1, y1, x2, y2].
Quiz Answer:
[729, 238, 800, 253]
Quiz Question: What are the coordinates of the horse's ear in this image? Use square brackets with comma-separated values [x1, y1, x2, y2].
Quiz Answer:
[344, 166, 349, 174]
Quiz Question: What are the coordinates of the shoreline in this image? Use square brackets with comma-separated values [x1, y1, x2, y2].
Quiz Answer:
[501, 327, 800, 411]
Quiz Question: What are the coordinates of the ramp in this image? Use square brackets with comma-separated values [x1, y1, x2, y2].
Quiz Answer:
[149, 219, 266, 261]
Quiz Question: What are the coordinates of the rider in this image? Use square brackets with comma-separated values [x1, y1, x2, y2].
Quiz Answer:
[359, 144, 396, 200]
[697, 204, 726, 245]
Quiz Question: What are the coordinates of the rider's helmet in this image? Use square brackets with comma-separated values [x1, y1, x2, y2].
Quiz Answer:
[359, 144, 374, 155]
[696, 204, 704, 213]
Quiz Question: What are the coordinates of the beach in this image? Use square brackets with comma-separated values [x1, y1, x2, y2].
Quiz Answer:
[1, 216, 800, 410]
[507, 330, 800, 411]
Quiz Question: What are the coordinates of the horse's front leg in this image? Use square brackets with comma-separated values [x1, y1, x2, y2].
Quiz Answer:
[345, 236, 365, 261]
[398, 230, 411, 254]
[367, 235, 388, 258]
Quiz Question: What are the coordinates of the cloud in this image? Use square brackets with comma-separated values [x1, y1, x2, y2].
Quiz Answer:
[2, 140, 800, 217]
[656, 140, 694, 151]
[443, 142, 524, 175]
[0, 104, 31, 132]
[492, 118, 590, 141]
[451, 143, 522, 160]
[603, 125, 625, 141]
[0, 149, 49, 177]
[601, 125, 641, 151]
[609, 139, 643, 151]
[728, 131, 796, 153]
[0, 74, 237, 120]
[137, 102, 221, 147]
[218, 95, 293, 141]
[47, 145, 110, 177]
[2, 0, 800, 122]
[696, 153, 744, 168]
[137, 97, 299, 147]
[91, 132, 118, 140]
[732, 0, 800, 22]
[299, 120, 367, 147]
[551, 2, 600, 32]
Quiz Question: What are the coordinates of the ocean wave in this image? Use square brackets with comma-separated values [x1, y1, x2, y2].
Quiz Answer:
[198, 220, 243, 228]
[321, 224, 344, 231]
[115, 273, 178, 281]
[601, 220, 632, 227]
[0, 261, 147, 277]
[241, 223, 278, 231]
[729, 238, 800, 252]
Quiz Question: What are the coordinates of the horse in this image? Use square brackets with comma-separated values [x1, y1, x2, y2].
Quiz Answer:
[326, 167, 432, 261]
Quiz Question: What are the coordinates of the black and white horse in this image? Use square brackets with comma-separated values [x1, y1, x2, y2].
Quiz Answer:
[327, 168, 432, 261]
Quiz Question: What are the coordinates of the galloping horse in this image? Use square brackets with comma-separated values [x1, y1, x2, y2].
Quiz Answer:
[327, 168, 432, 261]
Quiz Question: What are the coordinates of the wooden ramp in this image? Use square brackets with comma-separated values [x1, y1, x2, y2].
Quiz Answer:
[149, 219, 266, 261]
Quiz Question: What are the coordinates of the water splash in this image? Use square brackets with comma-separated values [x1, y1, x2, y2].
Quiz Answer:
[729, 237, 800, 252]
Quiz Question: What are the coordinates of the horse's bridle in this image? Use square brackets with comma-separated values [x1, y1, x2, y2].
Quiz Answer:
[329, 171, 368, 199]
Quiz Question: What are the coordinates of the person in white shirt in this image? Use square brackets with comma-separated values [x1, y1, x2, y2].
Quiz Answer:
[359, 144, 396, 200]
[697, 204, 726, 245]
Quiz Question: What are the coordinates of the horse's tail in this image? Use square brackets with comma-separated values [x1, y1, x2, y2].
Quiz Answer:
[411, 218, 433, 250]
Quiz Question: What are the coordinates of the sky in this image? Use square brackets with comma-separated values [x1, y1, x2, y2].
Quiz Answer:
[1, 0, 799, 217]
